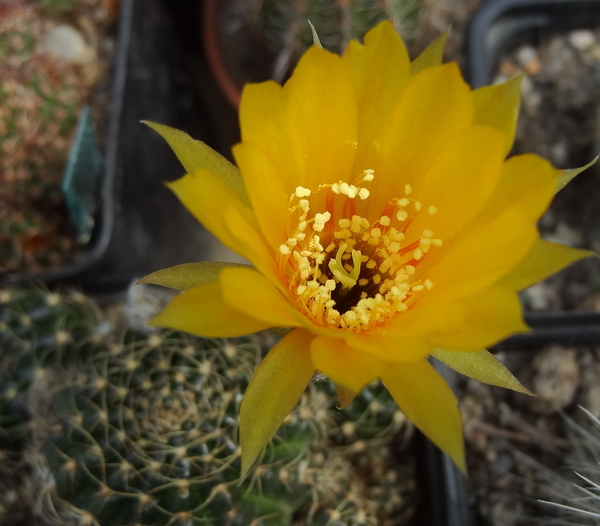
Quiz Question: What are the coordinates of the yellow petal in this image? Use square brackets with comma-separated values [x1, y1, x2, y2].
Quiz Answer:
[219, 266, 303, 329]
[167, 169, 274, 276]
[382, 359, 465, 473]
[239, 81, 297, 197]
[556, 156, 598, 193]
[343, 21, 410, 171]
[144, 121, 250, 207]
[283, 46, 357, 190]
[232, 142, 289, 248]
[151, 282, 272, 337]
[333, 382, 356, 409]
[240, 329, 315, 475]
[484, 153, 559, 223]
[471, 75, 522, 156]
[138, 261, 247, 291]
[432, 348, 532, 395]
[374, 63, 473, 213]
[346, 331, 433, 362]
[423, 207, 538, 302]
[310, 336, 383, 393]
[407, 125, 504, 240]
[497, 239, 594, 292]
[427, 287, 529, 350]
[410, 29, 449, 75]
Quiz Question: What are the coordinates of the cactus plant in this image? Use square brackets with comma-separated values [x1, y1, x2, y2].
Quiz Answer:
[256, 0, 423, 84]
[0, 285, 416, 525]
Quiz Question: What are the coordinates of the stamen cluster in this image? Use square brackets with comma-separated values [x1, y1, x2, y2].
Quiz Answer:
[277, 170, 442, 332]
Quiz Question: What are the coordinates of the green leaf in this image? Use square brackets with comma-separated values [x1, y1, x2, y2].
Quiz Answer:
[410, 29, 449, 76]
[556, 156, 598, 193]
[432, 348, 532, 395]
[138, 261, 248, 291]
[143, 121, 251, 207]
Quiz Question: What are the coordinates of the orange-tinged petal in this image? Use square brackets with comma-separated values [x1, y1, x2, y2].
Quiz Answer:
[232, 142, 289, 248]
[150, 282, 272, 337]
[138, 261, 247, 291]
[423, 207, 538, 302]
[343, 21, 410, 171]
[382, 359, 465, 472]
[219, 266, 303, 329]
[407, 125, 504, 240]
[428, 287, 529, 350]
[432, 348, 532, 395]
[471, 75, 522, 156]
[410, 29, 449, 75]
[346, 328, 433, 362]
[240, 329, 315, 475]
[144, 121, 250, 206]
[497, 239, 594, 292]
[310, 336, 383, 393]
[484, 154, 559, 223]
[283, 46, 357, 190]
[374, 63, 473, 212]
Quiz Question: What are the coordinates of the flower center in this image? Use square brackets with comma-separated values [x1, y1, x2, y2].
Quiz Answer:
[277, 170, 442, 333]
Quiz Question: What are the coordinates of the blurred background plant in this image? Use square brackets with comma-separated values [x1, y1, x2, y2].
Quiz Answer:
[0, 285, 416, 526]
[0, 0, 115, 275]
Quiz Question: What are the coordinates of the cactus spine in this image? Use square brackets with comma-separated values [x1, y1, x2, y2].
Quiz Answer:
[0, 286, 415, 525]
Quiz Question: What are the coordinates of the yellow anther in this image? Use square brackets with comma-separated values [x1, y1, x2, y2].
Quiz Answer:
[424, 279, 433, 289]
[370, 228, 381, 238]
[413, 248, 423, 260]
[295, 186, 311, 197]
[379, 216, 391, 226]
[412, 284, 424, 292]
[414, 201, 422, 211]
[338, 218, 351, 228]
[366, 259, 377, 269]
[373, 274, 381, 285]
[358, 278, 368, 286]
[358, 188, 370, 200]
[396, 210, 408, 221]
[404, 184, 412, 195]
[328, 244, 362, 289]
[432, 239, 443, 247]
[422, 229, 433, 238]
[362, 169, 375, 182]
[428, 206, 437, 215]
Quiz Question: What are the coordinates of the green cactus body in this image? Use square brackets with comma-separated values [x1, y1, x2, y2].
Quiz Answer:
[254, 0, 422, 82]
[0, 286, 415, 526]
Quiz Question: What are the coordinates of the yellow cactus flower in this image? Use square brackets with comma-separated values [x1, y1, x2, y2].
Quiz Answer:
[140, 22, 593, 474]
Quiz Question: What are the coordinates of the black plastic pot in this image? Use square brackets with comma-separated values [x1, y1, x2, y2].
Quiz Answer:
[2, 0, 222, 292]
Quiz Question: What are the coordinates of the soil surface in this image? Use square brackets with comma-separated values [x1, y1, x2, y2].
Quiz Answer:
[463, 29, 600, 526]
